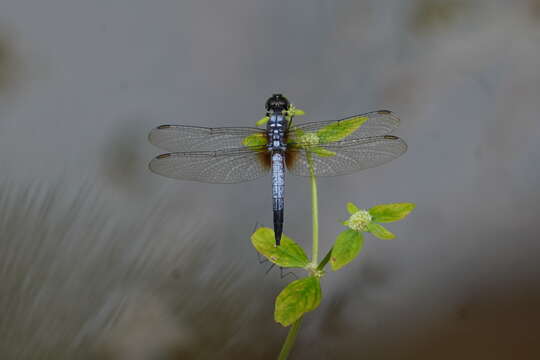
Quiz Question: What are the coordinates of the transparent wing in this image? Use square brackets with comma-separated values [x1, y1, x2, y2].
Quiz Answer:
[149, 146, 270, 183]
[288, 110, 399, 142]
[148, 125, 266, 152]
[286, 136, 407, 177]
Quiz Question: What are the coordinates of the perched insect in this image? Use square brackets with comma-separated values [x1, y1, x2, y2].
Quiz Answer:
[148, 94, 407, 245]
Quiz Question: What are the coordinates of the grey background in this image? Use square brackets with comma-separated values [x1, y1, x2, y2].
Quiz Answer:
[1, 0, 539, 359]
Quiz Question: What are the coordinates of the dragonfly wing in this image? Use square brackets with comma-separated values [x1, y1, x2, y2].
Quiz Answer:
[149, 146, 270, 183]
[286, 136, 407, 177]
[149, 125, 266, 152]
[288, 110, 400, 141]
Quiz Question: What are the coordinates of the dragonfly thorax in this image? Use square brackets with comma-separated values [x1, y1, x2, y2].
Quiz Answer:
[267, 114, 287, 151]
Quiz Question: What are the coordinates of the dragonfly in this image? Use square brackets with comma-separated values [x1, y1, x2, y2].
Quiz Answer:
[148, 94, 407, 245]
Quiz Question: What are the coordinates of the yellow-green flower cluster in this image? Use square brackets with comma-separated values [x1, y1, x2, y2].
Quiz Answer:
[345, 209, 372, 232]
[298, 132, 320, 147]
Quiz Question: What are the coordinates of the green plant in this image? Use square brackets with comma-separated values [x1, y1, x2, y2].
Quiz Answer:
[250, 106, 415, 359]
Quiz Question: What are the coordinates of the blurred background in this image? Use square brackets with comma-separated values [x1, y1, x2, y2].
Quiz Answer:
[1, 0, 539, 358]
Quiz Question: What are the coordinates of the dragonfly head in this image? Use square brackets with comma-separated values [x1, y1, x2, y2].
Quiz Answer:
[265, 94, 290, 115]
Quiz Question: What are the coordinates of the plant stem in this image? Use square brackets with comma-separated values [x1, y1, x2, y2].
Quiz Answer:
[277, 152, 319, 360]
[277, 317, 303, 360]
[307, 152, 319, 264]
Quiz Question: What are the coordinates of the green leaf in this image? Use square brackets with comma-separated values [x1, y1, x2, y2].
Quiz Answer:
[310, 146, 336, 157]
[316, 115, 368, 143]
[330, 229, 364, 271]
[346, 202, 359, 215]
[251, 227, 309, 268]
[367, 223, 395, 239]
[256, 116, 269, 126]
[275, 276, 322, 326]
[242, 133, 268, 148]
[369, 203, 416, 223]
[293, 108, 305, 116]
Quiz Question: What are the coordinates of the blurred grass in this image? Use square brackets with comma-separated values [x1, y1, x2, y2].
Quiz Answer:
[0, 182, 291, 359]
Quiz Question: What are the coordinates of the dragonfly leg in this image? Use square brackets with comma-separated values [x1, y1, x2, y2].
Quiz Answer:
[252, 221, 296, 278]
[279, 267, 299, 280]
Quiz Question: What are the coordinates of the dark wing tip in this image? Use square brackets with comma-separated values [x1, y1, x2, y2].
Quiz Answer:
[148, 125, 174, 147]
[376, 110, 401, 128]
[388, 135, 408, 154]
[148, 153, 173, 176]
